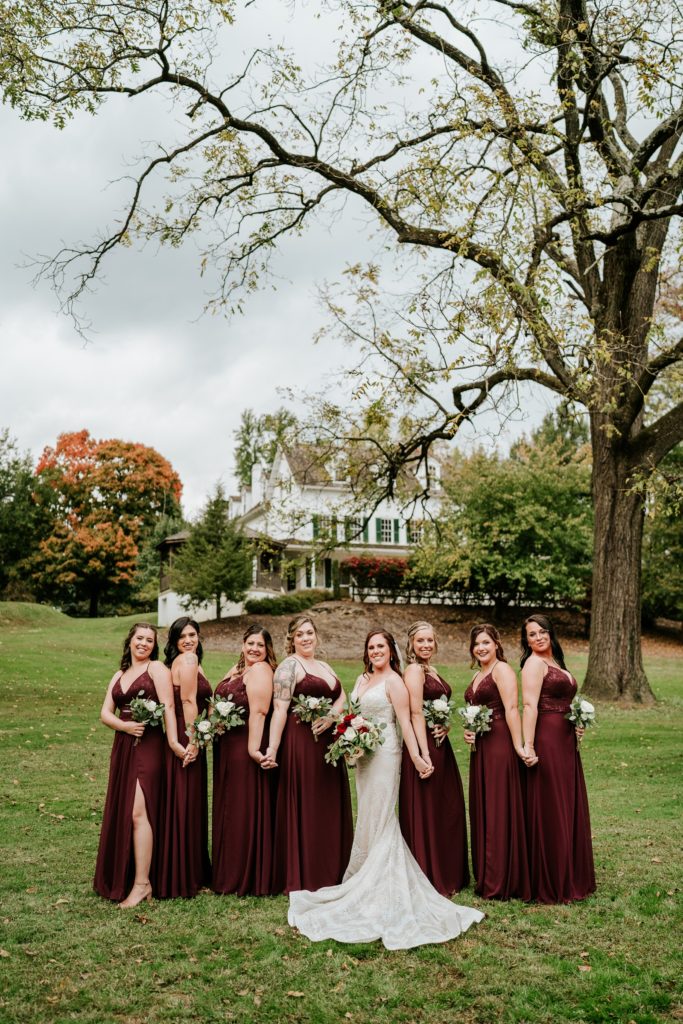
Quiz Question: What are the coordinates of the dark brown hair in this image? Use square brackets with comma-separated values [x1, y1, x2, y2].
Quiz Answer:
[363, 628, 402, 675]
[235, 624, 278, 672]
[120, 622, 159, 671]
[164, 616, 203, 667]
[520, 614, 566, 669]
[469, 623, 506, 668]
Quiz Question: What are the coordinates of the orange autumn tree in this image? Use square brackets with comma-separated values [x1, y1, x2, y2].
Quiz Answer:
[33, 430, 182, 616]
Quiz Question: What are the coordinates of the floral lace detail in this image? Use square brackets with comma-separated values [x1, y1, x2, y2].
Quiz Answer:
[288, 682, 484, 949]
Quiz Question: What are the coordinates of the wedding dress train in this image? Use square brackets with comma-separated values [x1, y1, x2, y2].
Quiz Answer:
[288, 682, 484, 949]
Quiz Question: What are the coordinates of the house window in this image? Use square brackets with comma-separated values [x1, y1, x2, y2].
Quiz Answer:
[312, 515, 336, 541]
[408, 520, 423, 544]
[344, 516, 366, 540]
[376, 518, 393, 544]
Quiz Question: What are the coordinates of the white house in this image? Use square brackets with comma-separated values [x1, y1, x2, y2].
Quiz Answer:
[157, 445, 441, 625]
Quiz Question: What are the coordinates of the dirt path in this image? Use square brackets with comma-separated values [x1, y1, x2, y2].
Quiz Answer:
[201, 601, 682, 661]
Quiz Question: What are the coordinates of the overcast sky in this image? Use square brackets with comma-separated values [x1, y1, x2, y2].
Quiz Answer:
[1, 6, 549, 517]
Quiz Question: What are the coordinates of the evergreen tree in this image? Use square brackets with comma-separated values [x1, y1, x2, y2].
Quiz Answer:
[172, 484, 252, 620]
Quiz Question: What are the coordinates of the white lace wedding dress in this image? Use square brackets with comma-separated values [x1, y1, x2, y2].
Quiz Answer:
[288, 682, 484, 949]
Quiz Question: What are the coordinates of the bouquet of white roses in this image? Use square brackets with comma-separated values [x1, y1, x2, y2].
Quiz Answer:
[423, 696, 456, 746]
[188, 709, 215, 749]
[566, 695, 595, 748]
[210, 696, 246, 736]
[457, 704, 493, 752]
[129, 690, 165, 746]
[291, 693, 334, 741]
[325, 701, 386, 767]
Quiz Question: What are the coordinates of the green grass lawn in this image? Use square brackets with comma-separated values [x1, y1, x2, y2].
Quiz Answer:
[0, 603, 681, 1024]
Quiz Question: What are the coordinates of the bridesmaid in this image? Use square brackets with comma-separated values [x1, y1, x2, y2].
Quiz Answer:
[267, 614, 353, 894]
[521, 614, 596, 903]
[398, 621, 469, 895]
[463, 623, 531, 900]
[212, 624, 278, 896]
[158, 616, 213, 898]
[94, 622, 183, 907]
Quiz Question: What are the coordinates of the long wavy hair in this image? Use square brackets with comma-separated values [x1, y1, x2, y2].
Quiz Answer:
[405, 620, 439, 665]
[235, 624, 278, 673]
[363, 628, 402, 675]
[284, 614, 320, 656]
[469, 623, 506, 668]
[520, 614, 566, 670]
[120, 622, 159, 672]
[164, 616, 203, 667]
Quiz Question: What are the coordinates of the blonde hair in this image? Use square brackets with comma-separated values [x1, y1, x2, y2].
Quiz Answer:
[284, 614, 320, 656]
[405, 621, 438, 664]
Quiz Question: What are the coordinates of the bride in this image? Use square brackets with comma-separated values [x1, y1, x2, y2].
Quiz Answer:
[288, 629, 484, 949]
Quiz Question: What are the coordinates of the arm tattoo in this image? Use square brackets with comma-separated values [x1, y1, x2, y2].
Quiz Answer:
[273, 658, 297, 702]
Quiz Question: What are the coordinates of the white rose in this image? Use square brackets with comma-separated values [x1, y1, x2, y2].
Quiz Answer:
[344, 727, 357, 742]
[197, 720, 212, 734]
[307, 696, 322, 709]
[432, 698, 449, 713]
[215, 701, 233, 716]
[144, 699, 157, 712]
[579, 699, 594, 714]
[350, 715, 365, 729]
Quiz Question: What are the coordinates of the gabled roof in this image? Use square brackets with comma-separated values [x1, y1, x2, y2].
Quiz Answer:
[281, 444, 334, 486]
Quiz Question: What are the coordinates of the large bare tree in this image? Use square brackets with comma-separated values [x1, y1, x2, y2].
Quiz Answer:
[2, 0, 682, 699]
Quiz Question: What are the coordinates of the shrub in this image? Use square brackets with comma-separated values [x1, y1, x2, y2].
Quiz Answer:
[244, 589, 332, 615]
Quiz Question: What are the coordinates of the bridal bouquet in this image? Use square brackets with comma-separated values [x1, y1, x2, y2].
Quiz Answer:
[129, 691, 165, 746]
[325, 703, 386, 767]
[423, 696, 456, 746]
[457, 704, 493, 752]
[291, 693, 334, 741]
[566, 695, 596, 748]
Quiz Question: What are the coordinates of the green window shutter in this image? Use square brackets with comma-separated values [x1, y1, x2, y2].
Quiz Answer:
[375, 519, 382, 543]
[312, 514, 319, 538]
[362, 518, 369, 542]
[393, 519, 400, 543]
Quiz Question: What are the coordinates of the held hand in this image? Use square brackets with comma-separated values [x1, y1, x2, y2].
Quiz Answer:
[182, 742, 199, 767]
[250, 750, 277, 770]
[125, 721, 146, 738]
[575, 726, 585, 742]
[463, 729, 476, 747]
[170, 740, 186, 761]
[311, 716, 333, 736]
[431, 725, 449, 742]
[261, 745, 279, 769]
[522, 742, 538, 767]
[413, 754, 434, 779]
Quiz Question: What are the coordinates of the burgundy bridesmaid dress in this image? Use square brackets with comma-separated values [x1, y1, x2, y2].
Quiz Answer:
[464, 672, 531, 900]
[525, 665, 596, 903]
[398, 672, 469, 895]
[94, 670, 165, 900]
[157, 670, 213, 898]
[211, 674, 276, 896]
[272, 672, 353, 894]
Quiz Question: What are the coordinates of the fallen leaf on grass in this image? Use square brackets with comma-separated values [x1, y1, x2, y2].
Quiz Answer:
[23, 949, 38, 957]
[580, 951, 589, 958]
[0, 949, 9, 958]
[134, 915, 149, 925]
[326, 949, 333, 957]
[578, 964, 591, 972]
[237, 991, 248, 997]
[651, 857, 662, 864]
[25, 887, 37, 894]
[287, 992, 305, 998]
[254, 996, 262, 1007]
[53, 898, 70, 907]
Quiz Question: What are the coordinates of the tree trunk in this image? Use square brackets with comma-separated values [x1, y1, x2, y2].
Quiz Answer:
[583, 430, 654, 702]
[215, 594, 221, 621]
[88, 588, 99, 618]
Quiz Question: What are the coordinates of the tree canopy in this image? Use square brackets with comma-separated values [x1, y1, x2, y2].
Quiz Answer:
[172, 483, 252, 620]
[33, 429, 182, 615]
[1, 0, 682, 696]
